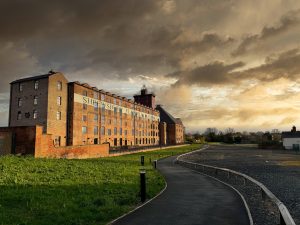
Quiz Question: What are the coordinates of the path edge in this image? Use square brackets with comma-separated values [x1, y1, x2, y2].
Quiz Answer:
[107, 171, 168, 225]
[175, 145, 254, 225]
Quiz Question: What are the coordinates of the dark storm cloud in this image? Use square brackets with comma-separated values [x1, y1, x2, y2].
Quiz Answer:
[243, 48, 300, 81]
[232, 9, 300, 56]
[168, 61, 245, 86]
[0, 0, 158, 40]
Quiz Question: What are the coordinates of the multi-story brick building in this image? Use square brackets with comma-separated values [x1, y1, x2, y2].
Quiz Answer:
[9, 71, 68, 146]
[8, 71, 163, 148]
[67, 81, 160, 147]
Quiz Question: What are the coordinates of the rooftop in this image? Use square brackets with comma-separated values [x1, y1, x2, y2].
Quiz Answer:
[10, 70, 57, 84]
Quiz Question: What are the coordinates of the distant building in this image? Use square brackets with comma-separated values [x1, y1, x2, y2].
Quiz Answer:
[282, 126, 300, 150]
[156, 105, 185, 145]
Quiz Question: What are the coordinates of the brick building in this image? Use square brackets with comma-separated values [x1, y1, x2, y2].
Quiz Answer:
[8, 71, 161, 148]
[4, 71, 184, 156]
[156, 105, 185, 145]
[67, 81, 160, 147]
[9, 71, 68, 146]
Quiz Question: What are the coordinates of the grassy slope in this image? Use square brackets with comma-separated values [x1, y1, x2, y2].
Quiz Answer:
[0, 144, 201, 225]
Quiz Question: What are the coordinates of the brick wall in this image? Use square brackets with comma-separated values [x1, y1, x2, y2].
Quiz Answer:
[34, 125, 109, 159]
[46, 73, 68, 146]
[0, 126, 37, 155]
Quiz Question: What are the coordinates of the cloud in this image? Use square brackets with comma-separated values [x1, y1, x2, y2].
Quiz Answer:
[232, 9, 300, 56]
[167, 61, 245, 86]
[242, 48, 300, 82]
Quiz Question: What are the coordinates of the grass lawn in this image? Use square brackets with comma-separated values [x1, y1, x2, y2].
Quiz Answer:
[0, 144, 201, 225]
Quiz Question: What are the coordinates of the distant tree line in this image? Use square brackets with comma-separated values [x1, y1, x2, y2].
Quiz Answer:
[185, 128, 282, 148]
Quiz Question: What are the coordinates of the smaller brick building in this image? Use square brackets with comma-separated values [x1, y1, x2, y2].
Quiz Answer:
[156, 105, 185, 145]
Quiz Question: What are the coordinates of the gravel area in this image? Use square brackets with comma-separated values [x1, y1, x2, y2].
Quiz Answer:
[180, 145, 300, 225]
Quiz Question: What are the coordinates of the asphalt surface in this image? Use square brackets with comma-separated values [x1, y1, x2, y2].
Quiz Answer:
[183, 145, 300, 225]
[113, 155, 250, 225]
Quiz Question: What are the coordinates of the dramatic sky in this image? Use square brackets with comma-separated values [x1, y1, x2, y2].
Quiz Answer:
[1, 0, 300, 132]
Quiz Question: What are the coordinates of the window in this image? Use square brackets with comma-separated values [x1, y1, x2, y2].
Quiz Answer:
[113, 99, 117, 104]
[94, 101, 98, 111]
[57, 96, 62, 106]
[119, 128, 122, 135]
[82, 115, 87, 121]
[18, 98, 22, 107]
[119, 108, 122, 116]
[114, 127, 117, 135]
[107, 119, 112, 125]
[101, 126, 105, 135]
[94, 126, 98, 135]
[94, 92, 99, 99]
[83, 103, 87, 110]
[132, 129, 134, 135]
[125, 130, 128, 136]
[33, 96, 38, 105]
[114, 107, 117, 115]
[56, 111, 61, 120]
[114, 117, 117, 125]
[101, 104, 105, 113]
[83, 90, 87, 96]
[94, 114, 98, 121]
[33, 110, 38, 119]
[101, 115, 105, 124]
[19, 83, 23, 92]
[101, 94, 105, 101]
[82, 126, 87, 134]
[107, 129, 111, 135]
[17, 111, 22, 120]
[34, 80, 39, 90]
[57, 81, 62, 91]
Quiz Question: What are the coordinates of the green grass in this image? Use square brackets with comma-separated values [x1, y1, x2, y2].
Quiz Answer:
[0, 144, 201, 225]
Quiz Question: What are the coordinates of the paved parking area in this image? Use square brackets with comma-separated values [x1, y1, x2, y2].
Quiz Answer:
[183, 145, 300, 224]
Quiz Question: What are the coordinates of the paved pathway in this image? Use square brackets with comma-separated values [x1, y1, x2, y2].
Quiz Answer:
[113, 156, 250, 225]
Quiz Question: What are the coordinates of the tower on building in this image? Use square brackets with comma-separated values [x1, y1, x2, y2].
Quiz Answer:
[134, 85, 156, 109]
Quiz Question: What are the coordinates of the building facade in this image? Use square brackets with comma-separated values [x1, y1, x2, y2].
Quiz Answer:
[156, 105, 185, 145]
[67, 81, 160, 147]
[9, 71, 164, 148]
[282, 126, 300, 150]
[9, 71, 68, 146]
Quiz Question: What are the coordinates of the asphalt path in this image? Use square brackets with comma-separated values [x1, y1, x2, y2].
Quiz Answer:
[113, 155, 250, 225]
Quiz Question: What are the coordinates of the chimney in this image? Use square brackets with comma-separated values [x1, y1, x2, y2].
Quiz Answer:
[141, 85, 147, 95]
[291, 126, 296, 132]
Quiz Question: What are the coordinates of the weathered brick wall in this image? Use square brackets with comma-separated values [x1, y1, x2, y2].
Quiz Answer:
[0, 126, 36, 154]
[9, 78, 49, 128]
[35, 125, 109, 159]
[0, 131, 12, 155]
[47, 73, 68, 146]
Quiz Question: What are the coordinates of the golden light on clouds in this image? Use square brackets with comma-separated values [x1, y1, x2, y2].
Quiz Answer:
[1, 0, 300, 132]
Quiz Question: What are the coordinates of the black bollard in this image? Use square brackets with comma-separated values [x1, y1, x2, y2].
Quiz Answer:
[140, 170, 146, 202]
[141, 155, 145, 166]
[153, 160, 157, 169]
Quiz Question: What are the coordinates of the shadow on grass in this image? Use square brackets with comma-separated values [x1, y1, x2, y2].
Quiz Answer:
[0, 183, 145, 225]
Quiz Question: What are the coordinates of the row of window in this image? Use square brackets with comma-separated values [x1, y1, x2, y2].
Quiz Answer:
[18, 96, 62, 107]
[81, 126, 158, 137]
[17, 111, 62, 120]
[18, 81, 63, 92]
[82, 90, 157, 115]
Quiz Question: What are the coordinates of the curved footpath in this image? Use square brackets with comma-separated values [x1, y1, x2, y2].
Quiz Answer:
[112, 155, 250, 225]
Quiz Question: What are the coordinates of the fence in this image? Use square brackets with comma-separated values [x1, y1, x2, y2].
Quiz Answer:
[176, 148, 296, 225]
